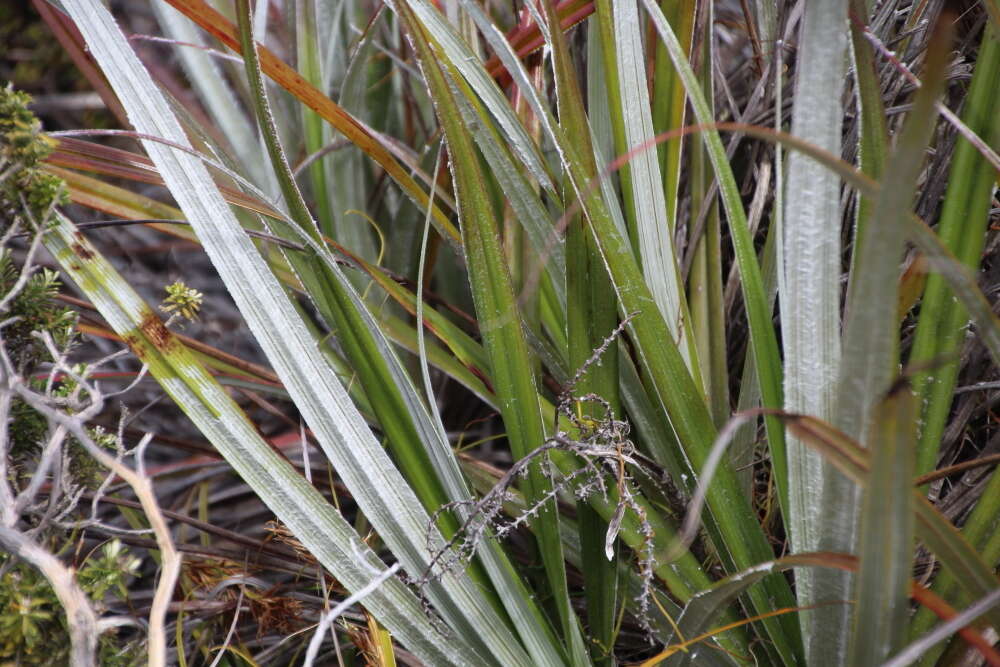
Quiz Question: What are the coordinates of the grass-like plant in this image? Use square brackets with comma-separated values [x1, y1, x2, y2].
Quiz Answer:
[5, 0, 999, 664]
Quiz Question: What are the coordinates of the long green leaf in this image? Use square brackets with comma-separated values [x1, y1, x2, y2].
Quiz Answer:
[570, 28, 623, 663]
[600, 0, 696, 373]
[403, 0, 556, 196]
[650, 0, 695, 234]
[236, 2, 568, 661]
[639, 0, 790, 515]
[444, 69, 567, 304]
[845, 0, 889, 274]
[775, 2, 850, 658]
[840, 18, 953, 664]
[638, 3, 799, 660]
[848, 384, 918, 665]
[295, 0, 337, 241]
[687, 3, 729, 427]
[731, 167, 779, 497]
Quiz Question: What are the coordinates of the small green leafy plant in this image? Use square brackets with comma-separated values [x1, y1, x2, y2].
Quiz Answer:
[0, 541, 143, 666]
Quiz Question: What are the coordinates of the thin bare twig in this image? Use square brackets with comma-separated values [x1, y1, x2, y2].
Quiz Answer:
[303, 561, 402, 667]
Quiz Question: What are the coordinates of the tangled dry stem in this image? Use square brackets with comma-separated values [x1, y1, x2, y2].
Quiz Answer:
[419, 313, 666, 635]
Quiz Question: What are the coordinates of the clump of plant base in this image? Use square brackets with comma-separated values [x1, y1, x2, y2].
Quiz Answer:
[8, 3, 1000, 664]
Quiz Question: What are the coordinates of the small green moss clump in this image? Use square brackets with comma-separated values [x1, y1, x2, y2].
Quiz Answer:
[0, 236, 85, 490]
[0, 249, 77, 373]
[0, 84, 68, 231]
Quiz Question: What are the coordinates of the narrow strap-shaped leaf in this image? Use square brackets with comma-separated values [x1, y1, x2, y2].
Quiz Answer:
[594, 0, 696, 373]
[571, 34, 623, 662]
[650, 1, 696, 233]
[639, 2, 799, 659]
[838, 7, 952, 464]
[845, 0, 889, 274]
[686, 3, 729, 427]
[324, 1, 381, 262]
[731, 170, 779, 497]
[294, 0, 336, 242]
[908, 22, 1000, 476]
[444, 69, 567, 304]
[840, 19, 954, 665]
[770, 1, 849, 659]
[848, 384, 918, 665]
[237, 1, 568, 661]
[403, 0, 556, 197]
